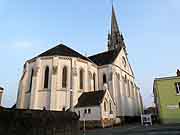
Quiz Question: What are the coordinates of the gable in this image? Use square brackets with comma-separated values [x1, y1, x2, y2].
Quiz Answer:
[103, 90, 116, 106]
[113, 48, 134, 77]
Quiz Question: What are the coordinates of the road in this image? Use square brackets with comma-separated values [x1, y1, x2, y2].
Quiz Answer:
[81, 124, 180, 135]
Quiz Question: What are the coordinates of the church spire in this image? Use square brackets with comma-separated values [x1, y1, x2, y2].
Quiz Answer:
[108, 5, 126, 52]
[111, 5, 119, 36]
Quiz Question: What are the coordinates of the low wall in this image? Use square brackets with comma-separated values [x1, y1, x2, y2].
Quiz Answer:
[0, 107, 80, 135]
[161, 118, 180, 124]
[80, 118, 116, 129]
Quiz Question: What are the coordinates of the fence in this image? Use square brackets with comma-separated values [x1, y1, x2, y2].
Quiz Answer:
[0, 107, 80, 135]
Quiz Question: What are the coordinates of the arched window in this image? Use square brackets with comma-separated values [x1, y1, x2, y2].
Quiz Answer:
[93, 73, 96, 91]
[122, 76, 125, 96]
[62, 66, 67, 88]
[29, 69, 34, 92]
[104, 101, 107, 112]
[103, 74, 107, 84]
[109, 102, 112, 114]
[44, 66, 49, 89]
[115, 73, 121, 96]
[131, 82, 134, 97]
[127, 80, 130, 97]
[122, 56, 126, 67]
[88, 72, 92, 90]
[79, 69, 84, 89]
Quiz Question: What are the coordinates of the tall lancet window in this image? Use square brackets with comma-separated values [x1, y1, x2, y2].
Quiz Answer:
[29, 69, 34, 92]
[62, 66, 67, 88]
[44, 66, 49, 89]
[93, 73, 96, 91]
[103, 74, 107, 84]
[88, 72, 92, 91]
[79, 69, 84, 89]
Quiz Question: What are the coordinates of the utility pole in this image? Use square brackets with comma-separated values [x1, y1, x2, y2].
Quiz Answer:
[83, 112, 86, 135]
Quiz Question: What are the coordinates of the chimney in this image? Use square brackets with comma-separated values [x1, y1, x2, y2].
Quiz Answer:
[177, 69, 180, 76]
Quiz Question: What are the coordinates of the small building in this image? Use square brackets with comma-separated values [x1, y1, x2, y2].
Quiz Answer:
[74, 90, 117, 128]
[0, 87, 3, 106]
[153, 70, 180, 124]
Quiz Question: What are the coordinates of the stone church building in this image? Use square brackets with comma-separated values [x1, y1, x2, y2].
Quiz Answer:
[16, 6, 143, 125]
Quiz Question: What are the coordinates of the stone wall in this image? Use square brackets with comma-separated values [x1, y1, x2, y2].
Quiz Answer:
[0, 107, 80, 135]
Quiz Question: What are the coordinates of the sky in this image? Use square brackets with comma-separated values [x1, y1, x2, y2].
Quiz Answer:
[0, 0, 180, 108]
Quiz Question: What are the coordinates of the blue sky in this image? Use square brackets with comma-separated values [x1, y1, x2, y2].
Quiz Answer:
[0, 0, 180, 108]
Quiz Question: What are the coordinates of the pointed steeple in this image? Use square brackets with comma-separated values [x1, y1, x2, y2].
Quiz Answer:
[111, 5, 120, 36]
[108, 5, 126, 52]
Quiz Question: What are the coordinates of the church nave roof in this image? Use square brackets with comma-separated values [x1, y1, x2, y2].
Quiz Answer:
[88, 47, 121, 66]
[29, 44, 93, 63]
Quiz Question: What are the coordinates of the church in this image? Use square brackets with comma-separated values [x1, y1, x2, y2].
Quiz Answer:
[16, 6, 143, 126]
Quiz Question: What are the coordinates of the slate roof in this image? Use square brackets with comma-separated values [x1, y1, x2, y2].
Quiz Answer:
[29, 44, 93, 63]
[28, 43, 121, 66]
[88, 47, 121, 66]
[75, 90, 106, 107]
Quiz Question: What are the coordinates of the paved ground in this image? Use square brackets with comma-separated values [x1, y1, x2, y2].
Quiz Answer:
[81, 124, 180, 135]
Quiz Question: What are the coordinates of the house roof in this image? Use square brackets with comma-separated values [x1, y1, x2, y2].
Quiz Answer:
[29, 44, 93, 63]
[75, 90, 106, 107]
[88, 47, 121, 66]
[155, 76, 180, 81]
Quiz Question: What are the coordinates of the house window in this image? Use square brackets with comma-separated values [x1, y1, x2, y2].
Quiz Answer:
[84, 109, 87, 114]
[88, 108, 91, 114]
[44, 66, 49, 89]
[78, 111, 81, 117]
[62, 66, 67, 88]
[103, 74, 107, 84]
[29, 69, 34, 92]
[93, 73, 96, 91]
[79, 69, 84, 89]
[175, 82, 180, 95]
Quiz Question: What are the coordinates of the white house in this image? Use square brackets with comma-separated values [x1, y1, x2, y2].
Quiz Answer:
[16, 6, 143, 124]
[74, 90, 116, 128]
